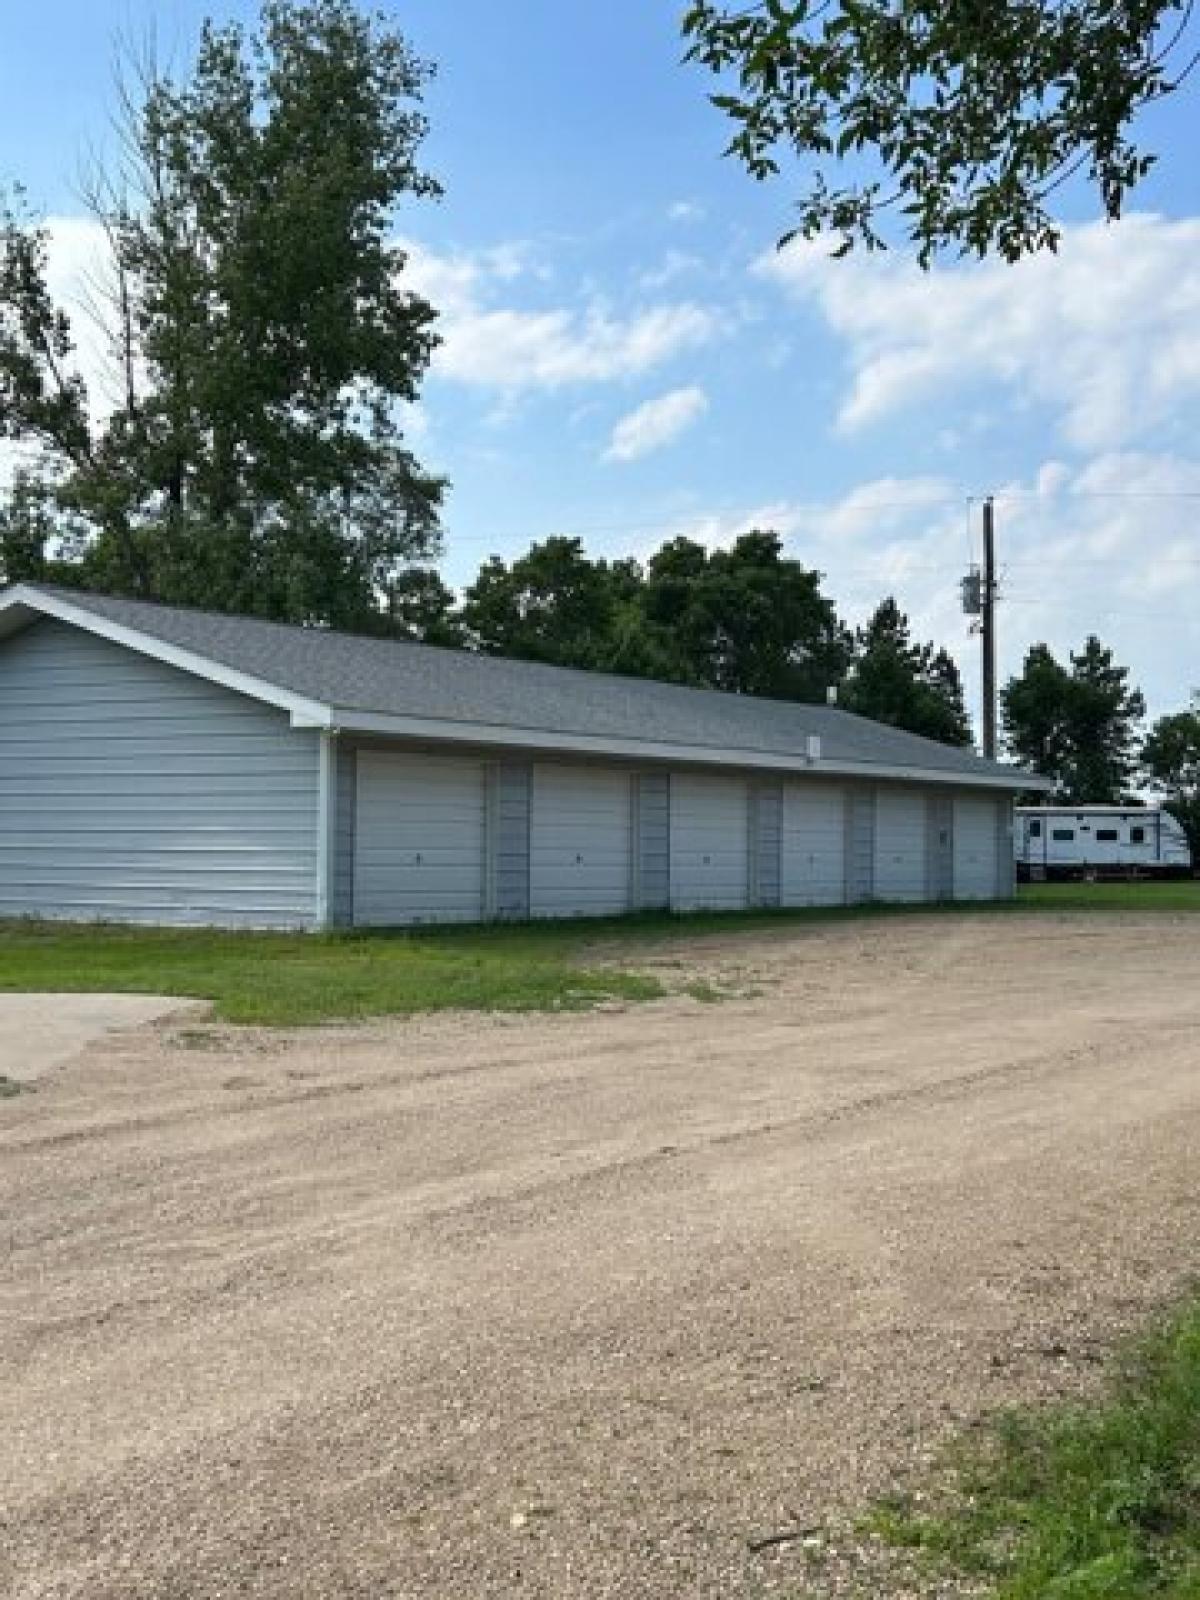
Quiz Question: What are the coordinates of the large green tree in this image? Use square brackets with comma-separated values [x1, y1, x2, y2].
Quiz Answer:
[383, 568, 467, 648]
[461, 529, 851, 699]
[1002, 636, 1145, 802]
[461, 537, 654, 671]
[640, 530, 851, 698]
[841, 597, 972, 746]
[0, 0, 443, 625]
[1066, 635, 1147, 801]
[1142, 707, 1200, 860]
[999, 643, 1074, 782]
[682, 2, 1190, 262]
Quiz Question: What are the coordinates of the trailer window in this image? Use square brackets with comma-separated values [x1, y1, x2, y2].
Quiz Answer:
[1095, 829, 1119, 842]
[1028, 819, 1042, 838]
[1130, 826, 1146, 844]
[1052, 828, 1075, 842]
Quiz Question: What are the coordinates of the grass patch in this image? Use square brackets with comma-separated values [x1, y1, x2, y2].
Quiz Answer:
[0, 920, 665, 1027]
[1018, 880, 1200, 913]
[0, 904, 947, 1029]
[869, 1296, 1200, 1598]
[0, 1074, 31, 1098]
[0, 885, 1195, 1027]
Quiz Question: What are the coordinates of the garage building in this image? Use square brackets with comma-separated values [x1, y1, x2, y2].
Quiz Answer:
[0, 584, 1046, 929]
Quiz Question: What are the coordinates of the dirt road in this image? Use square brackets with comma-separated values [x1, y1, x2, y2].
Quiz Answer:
[3, 912, 1199, 1599]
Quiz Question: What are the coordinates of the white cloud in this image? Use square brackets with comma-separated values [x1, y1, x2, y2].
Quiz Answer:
[640, 456, 1200, 724]
[397, 237, 718, 393]
[638, 249, 703, 290]
[668, 201, 706, 224]
[604, 386, 709, 462]
[439, 302, 716, 390]
[757, 214, 1200, 452]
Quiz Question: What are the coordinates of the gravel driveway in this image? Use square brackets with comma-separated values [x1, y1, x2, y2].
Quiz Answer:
[3, 911, 1199, 1599]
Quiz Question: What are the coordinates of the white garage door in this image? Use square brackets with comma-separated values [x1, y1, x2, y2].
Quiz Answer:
[354, 750, 486, 926]
[954, 795, 999, 900]
[874, 788, 928, 903]
[782, 780, 846, 906]
[531, 764, 632, 919]
[670, 773, 749, 912]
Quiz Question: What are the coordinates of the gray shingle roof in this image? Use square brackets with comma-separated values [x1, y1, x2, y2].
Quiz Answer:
[7, 584, 1036, 785]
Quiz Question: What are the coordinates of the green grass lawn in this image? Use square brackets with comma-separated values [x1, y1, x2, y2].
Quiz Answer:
[0, 882, 1194, 1026]
[869, 1296, 1200, 1598]
[1018, 879, 1200, 912]
[0, 904, 920, 1026]
[0, 919, 673, 1026]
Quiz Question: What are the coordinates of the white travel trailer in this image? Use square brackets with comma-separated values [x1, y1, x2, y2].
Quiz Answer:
[1015, 805, 1192, 880]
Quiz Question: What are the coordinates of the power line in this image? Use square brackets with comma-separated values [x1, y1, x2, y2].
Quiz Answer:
[1003, 597, 1200, 622]
[441, 493, 974, 548]
[992, 488, 1200, 503]
[439, 483, 1200, 553]
[999, 555, 1200, 569]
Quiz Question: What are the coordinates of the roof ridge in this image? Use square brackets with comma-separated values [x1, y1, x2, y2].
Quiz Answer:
[18, 580, 837, 721]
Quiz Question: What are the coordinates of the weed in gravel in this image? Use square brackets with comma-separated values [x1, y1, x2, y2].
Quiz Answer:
[865, 1296, 1200, 1597]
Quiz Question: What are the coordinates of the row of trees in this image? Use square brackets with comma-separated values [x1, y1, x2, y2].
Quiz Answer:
[1003, 639, 1200, 857]
[397, 538, 1200, 872]
[410, 536, 1199, 854]
[11, 441, 1194, 851]
[379, 531, 973, 747]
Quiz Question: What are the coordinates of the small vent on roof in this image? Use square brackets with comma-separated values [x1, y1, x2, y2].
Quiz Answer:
[806, 734, 822, 763]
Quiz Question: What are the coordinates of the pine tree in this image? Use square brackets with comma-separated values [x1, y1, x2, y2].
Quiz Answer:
[843, 598, 973, 747]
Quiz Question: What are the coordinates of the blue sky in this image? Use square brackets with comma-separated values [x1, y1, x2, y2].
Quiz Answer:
[4, 0, 1200, 728]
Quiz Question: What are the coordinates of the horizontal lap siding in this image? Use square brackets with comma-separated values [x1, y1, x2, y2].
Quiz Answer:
[353, 750, 485, 926]
[749, 781, 783, 909]
[0, 620, 319, 927]
[530, 764, 632, 919]
[634, 773, 670, 910]
[782, 780, 847, 906]
[493, 762, 532, 920]
[670, 773, 749, 912]
[996, 799, 1016, 899]
[844, 787, 876, 904]
[332, 743, 357, 928]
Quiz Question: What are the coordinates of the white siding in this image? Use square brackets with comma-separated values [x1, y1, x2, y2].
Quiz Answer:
[353, 750, 486, 926]
[953, 795, 999, 899]
[781, 780, 846, 906]
[874, 788, 928, 903]
[670, 773, 749, 912]
[633, 772, 671, 910]
[0, 619, 320, 928]
[530, 763, 632, 919]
